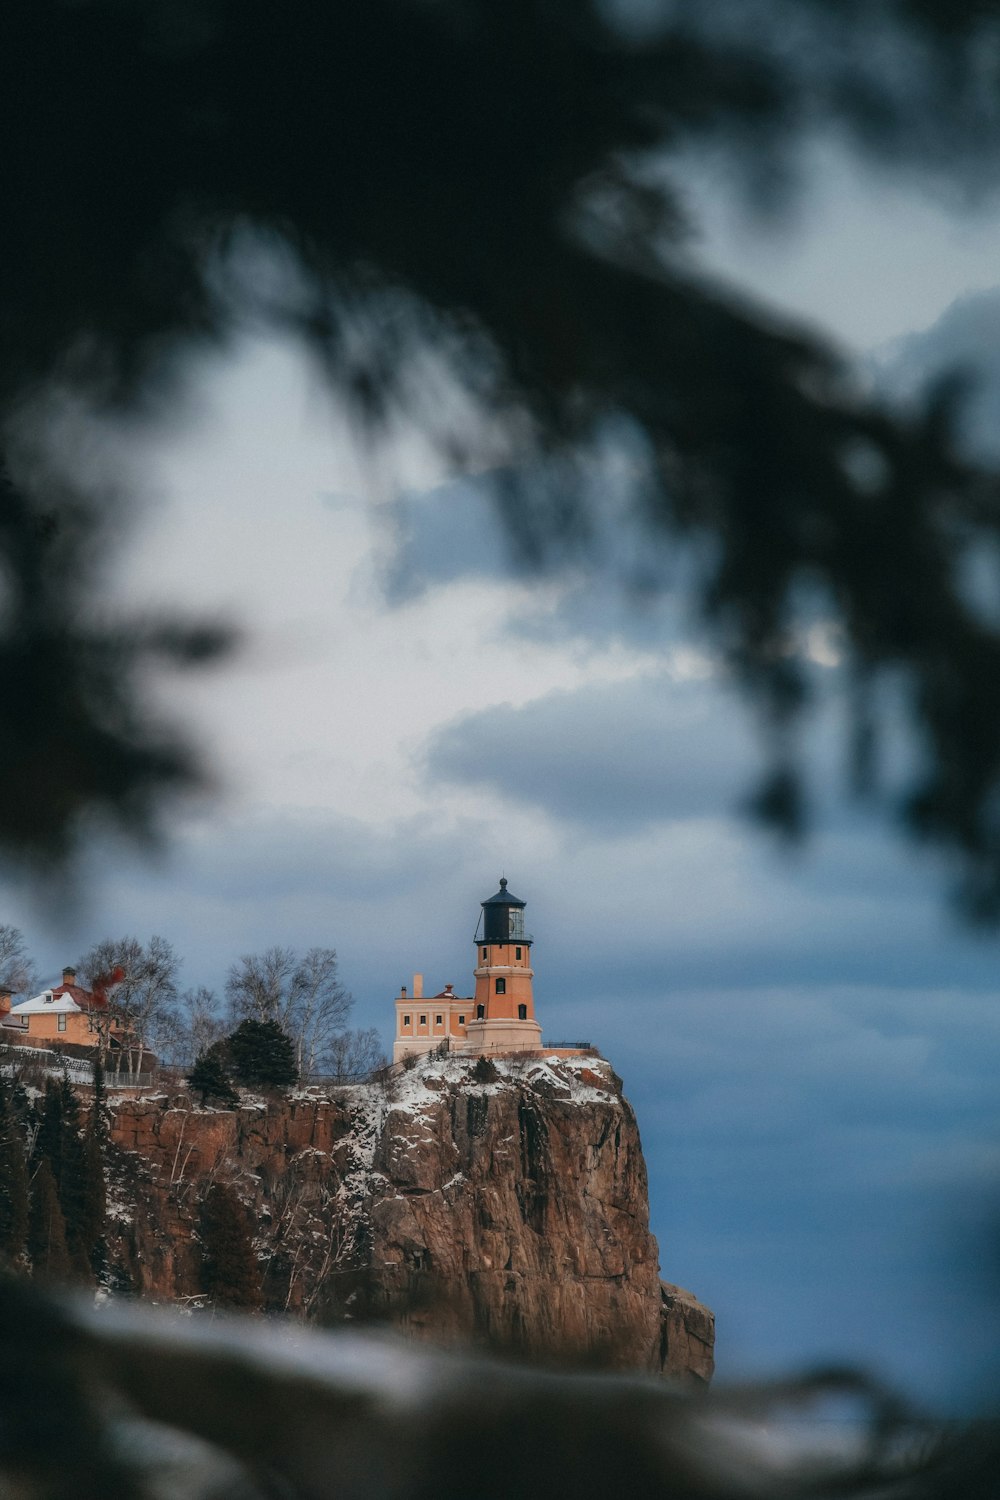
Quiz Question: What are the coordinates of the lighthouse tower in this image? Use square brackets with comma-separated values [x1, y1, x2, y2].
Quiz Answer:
[463, 878, 543, 1055]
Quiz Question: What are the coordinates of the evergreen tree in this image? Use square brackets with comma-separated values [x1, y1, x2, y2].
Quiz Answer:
[58, 1070, 80, 1136]
[35, 1081, 63, 1185]
[227, 1020, 298, 1090]
[188, 1045, 239, 1107]
[25, 1075, 103, 1278]
[54, 1074, 93, 1279]
[0, 1082, 29, 1262]
[90, 1056, 107, 1144]
[79, 1125, 107, 1273]
[472, 1056, 499, 1084]
[198, 1182, 263, 1310]
[10, 1080, 31, 1132]
[28, 1160, 70, 1281]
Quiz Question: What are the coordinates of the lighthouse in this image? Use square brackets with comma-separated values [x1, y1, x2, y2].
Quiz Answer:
[464, 878, 542, 1055]
[393, 878, 544, 1061]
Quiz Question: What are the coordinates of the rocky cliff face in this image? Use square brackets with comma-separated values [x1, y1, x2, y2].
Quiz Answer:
[105, 1053, 714, 1380]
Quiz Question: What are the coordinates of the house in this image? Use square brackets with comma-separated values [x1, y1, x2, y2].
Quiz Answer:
[0, 966, 123, 1053]
[394, 879, 544, 1061]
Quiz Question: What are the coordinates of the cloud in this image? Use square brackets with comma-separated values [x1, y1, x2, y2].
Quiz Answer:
[873, 283, 1000, 462]
[426, 671, 767, 831]
[377, 474, 511, 601]
[375, 441, 712, 659]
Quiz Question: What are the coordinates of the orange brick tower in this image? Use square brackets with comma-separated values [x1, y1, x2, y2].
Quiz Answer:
[463, 878, 543, 1054]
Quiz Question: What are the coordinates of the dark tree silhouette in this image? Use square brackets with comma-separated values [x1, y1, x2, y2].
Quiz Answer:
[90, 1056, 107, 1145]
[28, 1159, 70, 1281]
[34, 1082, 64, 1188]
[6, 2, 1000, 907]
[188, 1045, 239, 1108]
[198, 1182, 263, 1311]
[31, 1074, 104, 1279]
[0, 1082, 29, 1262]
[227, 1020, 299, 1091]
[52, 1074, 95, 1278]
[79, 1124, 107, 1274]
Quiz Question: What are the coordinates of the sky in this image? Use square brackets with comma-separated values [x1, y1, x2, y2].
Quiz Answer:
[7, 140, 1000, 1409]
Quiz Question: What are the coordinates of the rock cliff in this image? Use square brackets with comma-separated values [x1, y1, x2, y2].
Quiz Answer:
[104, 1052, 714, 1379]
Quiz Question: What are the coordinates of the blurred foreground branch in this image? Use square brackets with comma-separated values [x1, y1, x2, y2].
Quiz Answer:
[8, 2, 1000, 904]
[1, 1275, 993, 1500]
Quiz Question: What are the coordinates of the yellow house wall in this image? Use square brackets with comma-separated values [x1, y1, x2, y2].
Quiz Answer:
[394, 994, 472, 1061]
[23, 1012, 96, 1044]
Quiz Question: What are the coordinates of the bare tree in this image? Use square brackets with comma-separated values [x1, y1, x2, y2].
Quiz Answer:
[78, 936, 179, 1076]
[226, 947, 356, 1077]
[226, 948, 298, 1031]
[179, 986, 227, 1070]
[0, 926, 37, 1000]
[326, 1028, 387, 1085]
[290, 949, 354, 1077]
[153, 986, 228, 1070]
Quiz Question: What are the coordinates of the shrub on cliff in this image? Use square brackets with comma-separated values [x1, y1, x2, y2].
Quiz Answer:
[226, 1019, 298, 1090]
[198, 1182, 263, 1310]
[188, 1045, 239, 1107]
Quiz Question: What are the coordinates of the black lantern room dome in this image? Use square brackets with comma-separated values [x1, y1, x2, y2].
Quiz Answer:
[480, 877, 530, 944]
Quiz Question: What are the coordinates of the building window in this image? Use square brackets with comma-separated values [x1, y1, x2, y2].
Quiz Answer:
[459, 1014, 465, 1025]
[419, 1014, 427, 1026]
[57, 1013, 67, 1032]
[403, 1014, 410, 1026]
[435, 1014, 443, 1026]
[482, 946, 487, 961]
[508, 908, 525, 940]
[495, 977, 506, 994]
[476, 1004, 485, 1019]
[518, 1004, 527, 1020]
[515, 946, 522, 960]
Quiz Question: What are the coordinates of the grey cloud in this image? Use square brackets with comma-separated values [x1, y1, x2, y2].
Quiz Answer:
[426, 673, 767, 830]
[874, 284, 1000, 462]
[377, 446, 695, 654]
[378, 474, 512, 601]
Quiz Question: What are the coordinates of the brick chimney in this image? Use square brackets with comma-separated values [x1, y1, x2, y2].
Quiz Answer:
[62, 966, 77, 987]
[413, 973, 423, 999]
[0, 985, 11, 1017]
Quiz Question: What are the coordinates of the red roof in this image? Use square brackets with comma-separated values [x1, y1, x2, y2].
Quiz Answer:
[50, 982, 107, 1012]
[50, 964, 124, 1011]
